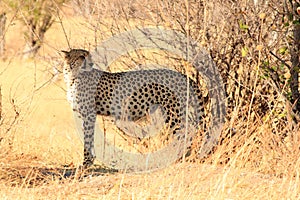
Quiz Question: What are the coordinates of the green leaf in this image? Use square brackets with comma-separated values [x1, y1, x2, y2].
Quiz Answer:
[239, 20, 249, 30]
[279, 47, 288, 55]
[271, 65, 277, 71]
[241, 47, 248, 57]
[293, 20, 300, 25]
[263, 61, 270, 67]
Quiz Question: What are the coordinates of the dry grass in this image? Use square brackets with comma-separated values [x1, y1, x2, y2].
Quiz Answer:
[0, 0, 300, 199]
[0, 162, 297, 199]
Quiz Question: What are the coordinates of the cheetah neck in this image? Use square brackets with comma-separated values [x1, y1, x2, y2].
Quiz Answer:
[62, 67, 78, 106]
[63, 68, 75, 86]
[63, 63, 98, 93]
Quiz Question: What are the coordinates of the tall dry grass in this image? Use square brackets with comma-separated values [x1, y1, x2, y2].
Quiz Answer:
[0, 0, 300, 199]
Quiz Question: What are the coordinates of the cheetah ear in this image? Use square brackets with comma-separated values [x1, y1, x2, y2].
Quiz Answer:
[61, 50, 70, 57]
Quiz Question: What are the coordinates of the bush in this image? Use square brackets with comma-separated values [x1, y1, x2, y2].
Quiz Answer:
[4, 0, 66, 57]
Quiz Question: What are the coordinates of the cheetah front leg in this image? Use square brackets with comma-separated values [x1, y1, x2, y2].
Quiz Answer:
[82, 113, 96, 167]
[75, 90, 97, 167]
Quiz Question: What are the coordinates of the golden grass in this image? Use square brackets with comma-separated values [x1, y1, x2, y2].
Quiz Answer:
[0, 161, 298, 199]
[0, 3, 300, 199]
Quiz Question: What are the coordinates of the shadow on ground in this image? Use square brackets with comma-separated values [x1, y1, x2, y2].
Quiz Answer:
[1, 164, 118, 187]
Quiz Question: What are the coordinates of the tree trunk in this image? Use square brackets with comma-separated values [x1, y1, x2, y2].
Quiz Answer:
[290, 23, 300, 112]
[0, 12, 6, 56]
[23, 14, 53, 58]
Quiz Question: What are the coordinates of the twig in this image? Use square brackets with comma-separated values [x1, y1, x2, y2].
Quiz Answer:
[57, 10, 70, 49]
[269, 51, 291, 69]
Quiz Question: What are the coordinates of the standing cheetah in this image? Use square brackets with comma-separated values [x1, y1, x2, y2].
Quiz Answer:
[62, 49, 205, 167]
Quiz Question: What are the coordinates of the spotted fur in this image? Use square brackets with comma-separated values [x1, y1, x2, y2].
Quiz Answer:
[62, 49, 204, 166]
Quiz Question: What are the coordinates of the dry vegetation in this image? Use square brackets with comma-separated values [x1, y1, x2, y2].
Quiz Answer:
[0, 0, 300, 199]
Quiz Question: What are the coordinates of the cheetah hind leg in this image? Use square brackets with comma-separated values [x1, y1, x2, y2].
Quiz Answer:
[115, 104, 166, 139]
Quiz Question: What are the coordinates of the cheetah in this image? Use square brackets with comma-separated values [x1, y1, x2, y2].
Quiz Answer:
[62, 49, 205, 166]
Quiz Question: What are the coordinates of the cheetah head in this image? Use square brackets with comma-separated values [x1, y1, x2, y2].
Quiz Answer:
[62, 49, 94, 79]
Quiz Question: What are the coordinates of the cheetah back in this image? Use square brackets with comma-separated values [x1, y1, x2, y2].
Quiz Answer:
[94, 69, 204, 130]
